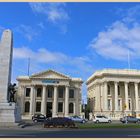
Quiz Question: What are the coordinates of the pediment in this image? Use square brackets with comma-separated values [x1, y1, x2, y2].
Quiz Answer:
[30, 69, 70, 80]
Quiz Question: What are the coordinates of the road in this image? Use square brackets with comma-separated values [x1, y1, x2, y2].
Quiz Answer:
[0, 120, 140, 138]
[0, 127, 140, 138]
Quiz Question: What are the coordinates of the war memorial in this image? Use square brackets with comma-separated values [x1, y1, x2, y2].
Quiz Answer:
[0, 29, 21, 125]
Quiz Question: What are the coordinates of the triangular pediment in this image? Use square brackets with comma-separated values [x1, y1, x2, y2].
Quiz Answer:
[30, 69, 70, 80]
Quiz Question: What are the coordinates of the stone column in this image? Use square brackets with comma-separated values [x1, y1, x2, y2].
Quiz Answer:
[52, 86, 58, 117]
[20, 86, 25, 114]
[74, 102, 75, 115]
[114, 82, 118, 111]
[30, 86, 35, 115]
[124, 82, 129, 111]
[41, 86, 46, 115]
[135, 82, 139, 111]
[65, 86, 69, 117]
[104, 82, 108, 111]
[0, 30, 13, 103]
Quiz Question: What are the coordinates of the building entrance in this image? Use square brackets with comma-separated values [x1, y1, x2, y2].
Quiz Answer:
[46, 102, 52, 118]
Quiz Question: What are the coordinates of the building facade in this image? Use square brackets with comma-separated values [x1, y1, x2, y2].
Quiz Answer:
[86, 69, 140, 119]
[17, 70, 83, 119]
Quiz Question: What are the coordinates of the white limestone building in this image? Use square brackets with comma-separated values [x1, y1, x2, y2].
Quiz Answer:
[17, 69, 83, 119]
[86, 69, 140, 120]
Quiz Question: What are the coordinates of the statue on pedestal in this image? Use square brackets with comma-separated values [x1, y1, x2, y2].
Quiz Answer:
[8, 83, 16, 102]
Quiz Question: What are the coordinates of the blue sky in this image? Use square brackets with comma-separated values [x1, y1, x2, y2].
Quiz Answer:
[0, 2, 140, 103]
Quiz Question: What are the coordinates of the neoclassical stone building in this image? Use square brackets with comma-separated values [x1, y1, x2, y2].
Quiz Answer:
[17, 69, 83, 119]
[86, 69, 140, 119]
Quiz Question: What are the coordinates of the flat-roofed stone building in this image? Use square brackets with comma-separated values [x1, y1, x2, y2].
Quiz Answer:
[17, 69, 83, 119]
[86, 69, 140, 119]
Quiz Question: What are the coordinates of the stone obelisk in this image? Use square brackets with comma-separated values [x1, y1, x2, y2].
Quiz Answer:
[0, 29, 21, 125]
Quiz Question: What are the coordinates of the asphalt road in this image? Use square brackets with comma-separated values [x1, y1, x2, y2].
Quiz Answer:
[0, 127, 140, 138]
[0, 120, 140, 138]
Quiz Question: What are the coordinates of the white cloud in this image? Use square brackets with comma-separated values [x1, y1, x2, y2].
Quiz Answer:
[89, 5, 140, 61]
[29, 3, 69, 24]
[38, 22, 45, 29]
[0, 25, 5, 32]
[15, 24, 39, 41]
[13, 46, 94, 79]
[13, 47, 67, 64]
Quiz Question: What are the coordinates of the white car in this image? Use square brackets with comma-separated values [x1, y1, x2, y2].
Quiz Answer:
[93, 115, 112, 123]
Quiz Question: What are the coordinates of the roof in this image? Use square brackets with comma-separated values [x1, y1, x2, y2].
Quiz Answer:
[17, 69, 83, 82]
[86, 68, 140, 84]
[31, 69, 70, 79]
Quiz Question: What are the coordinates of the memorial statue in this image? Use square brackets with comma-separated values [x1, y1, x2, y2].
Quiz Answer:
[8, 83, 16, 102]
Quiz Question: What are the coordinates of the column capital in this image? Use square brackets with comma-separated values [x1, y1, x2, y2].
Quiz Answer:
[21, 85, 25, 88]
[134, 82, 139, 85]
[124, 81, 129, 84]
[30, 84, 36, 87]
[54, 85, 58, 87]
[103, 80, 109, 83]
[114, 81, 119, 85]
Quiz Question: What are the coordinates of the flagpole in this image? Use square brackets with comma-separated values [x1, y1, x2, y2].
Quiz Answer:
[128, 50, 130, 69]
[27, 57, 30, 76]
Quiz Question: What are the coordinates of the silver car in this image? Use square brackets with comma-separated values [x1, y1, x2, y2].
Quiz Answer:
[69, 116, 86, 123]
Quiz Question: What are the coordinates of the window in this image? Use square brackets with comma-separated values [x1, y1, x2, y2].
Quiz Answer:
[37, 88, 42, 97]
[25, 88, 30, 97]
[48, 87, 53, 98]
[128, 86, 130, 96]
[128, 99, 131, 110]
[36, 102, 41, 112]
[58, 102, 63, 112]
[58, 87, 64, 98]
[69, 103, 74, 113]
[69, 89, 74, 98]
[25, 101, 30, 113]
[107, 99, 111, 110]
[108, 85, 111, 95]
[118, 99, 121, 110]
[118, 85, 120, 96]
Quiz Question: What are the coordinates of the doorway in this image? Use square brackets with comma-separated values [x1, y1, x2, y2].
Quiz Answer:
[46, 102, 52, 118]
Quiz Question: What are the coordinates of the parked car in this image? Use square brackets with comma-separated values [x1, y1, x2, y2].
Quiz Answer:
[120, 116, 140, 123]
[93, 115, 112, 123]
[69, 116, 87, 123]
[32, 114, 47, 122]
[44, 117, 75, 128]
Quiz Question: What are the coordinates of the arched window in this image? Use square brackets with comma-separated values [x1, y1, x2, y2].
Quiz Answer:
[25, 101, 30, 113]
[69, 103, 74, 113]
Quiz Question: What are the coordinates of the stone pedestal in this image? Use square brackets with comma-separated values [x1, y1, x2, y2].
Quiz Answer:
[0, 103, 21, 123]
